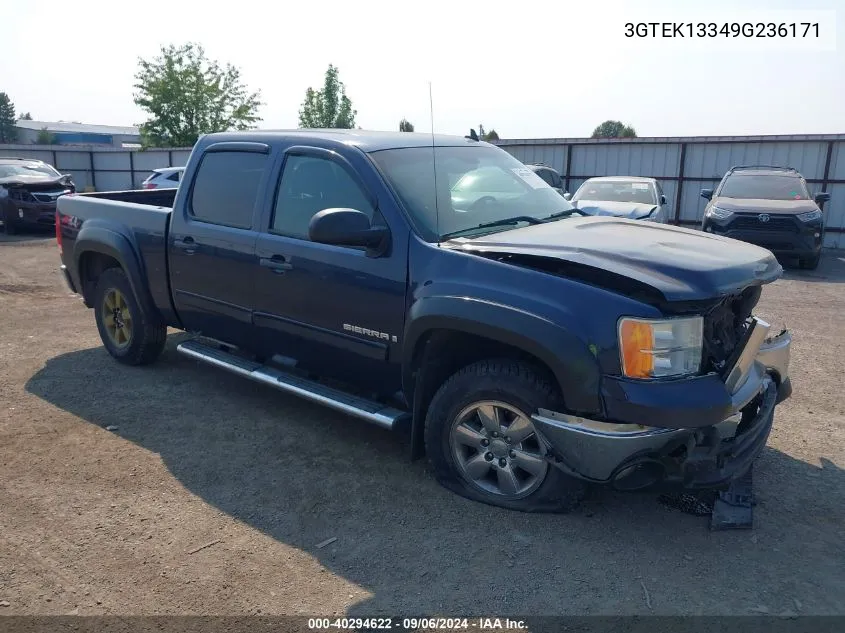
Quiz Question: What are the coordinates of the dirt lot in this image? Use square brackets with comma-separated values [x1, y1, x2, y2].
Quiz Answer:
[1, 232, 844, 618]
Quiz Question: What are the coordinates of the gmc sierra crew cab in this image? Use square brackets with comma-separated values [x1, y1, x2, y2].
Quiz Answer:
[56, 130, 793, 513]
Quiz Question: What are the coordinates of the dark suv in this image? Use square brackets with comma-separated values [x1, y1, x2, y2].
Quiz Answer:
[700, 165, 830, 269]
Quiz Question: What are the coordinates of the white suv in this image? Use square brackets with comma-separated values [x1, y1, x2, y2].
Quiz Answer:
[142, 166, 184, 190]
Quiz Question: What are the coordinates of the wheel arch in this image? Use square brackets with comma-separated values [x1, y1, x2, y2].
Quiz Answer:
[403, 298, 603, 459]
[73, 222, 163, 325]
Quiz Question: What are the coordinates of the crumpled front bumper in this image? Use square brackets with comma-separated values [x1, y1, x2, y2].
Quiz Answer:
[531, 320, 791, 489]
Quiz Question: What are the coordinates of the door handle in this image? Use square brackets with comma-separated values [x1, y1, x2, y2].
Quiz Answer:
[260, 256, 293, 274]
[174, 236, 196, 254]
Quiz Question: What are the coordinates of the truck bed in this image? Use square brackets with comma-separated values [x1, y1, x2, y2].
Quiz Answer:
[57, 188, 178, 325]
[80, 188, 178, 208]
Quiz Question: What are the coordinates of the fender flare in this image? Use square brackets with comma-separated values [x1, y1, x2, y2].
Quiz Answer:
[403, 296, 603, 451]
[73, 221, 162, 324]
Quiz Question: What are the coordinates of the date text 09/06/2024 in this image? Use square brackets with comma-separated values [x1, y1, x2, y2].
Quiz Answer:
[307, 617, 527, 630]
[624, 22, 820, 38]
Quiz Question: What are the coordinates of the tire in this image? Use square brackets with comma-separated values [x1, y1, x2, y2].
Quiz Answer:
[799, 252, 820, 270]
[424, 359, 586, 513]
[93, 267, 166, 366]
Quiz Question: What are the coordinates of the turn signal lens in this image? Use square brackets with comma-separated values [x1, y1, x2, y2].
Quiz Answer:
[620, 320, 654, 378]
[619, 316, 703, 379]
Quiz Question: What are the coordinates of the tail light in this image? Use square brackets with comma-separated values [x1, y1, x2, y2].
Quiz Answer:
[143, 182, 156, 189]
[55, 210, 63, 255]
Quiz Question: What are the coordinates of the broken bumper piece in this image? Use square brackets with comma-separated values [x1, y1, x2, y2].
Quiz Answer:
[531, 325, 791, 490]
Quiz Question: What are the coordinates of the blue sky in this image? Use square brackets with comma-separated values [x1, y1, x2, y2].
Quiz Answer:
[1, 0, 842, 138]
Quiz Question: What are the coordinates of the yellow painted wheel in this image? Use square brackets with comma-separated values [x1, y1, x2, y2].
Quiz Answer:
[101, 288, 133, 349]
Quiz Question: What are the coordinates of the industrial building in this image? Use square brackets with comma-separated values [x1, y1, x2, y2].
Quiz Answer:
[12, 120, 141, 148]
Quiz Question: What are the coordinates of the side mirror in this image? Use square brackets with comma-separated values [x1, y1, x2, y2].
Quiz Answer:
[815, 192, 831, 204]
[309, 208, 388, 253]
[700, 189, 713, 201]
[563, 192, 572, 201]
[60, 174, 74, 186]
[659, 194, 667, 205]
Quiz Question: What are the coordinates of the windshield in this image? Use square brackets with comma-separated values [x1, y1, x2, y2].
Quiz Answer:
[369, 145, 577, 241]
[0, 162, 61, 179]
[573, 179, 656, 204]
[719, 174, 809, 200]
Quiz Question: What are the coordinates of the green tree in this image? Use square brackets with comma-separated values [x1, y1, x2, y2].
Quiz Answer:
[477, 124, 500, 142]
[298, 65, 356, 129]
[19, 112, 32, 120]
[36, 127, 56, 145]
[399, 118, 414, 132]
[133, 43, 262, 147]
[591, 120, 637, 138]
[0, 92, 18, 143]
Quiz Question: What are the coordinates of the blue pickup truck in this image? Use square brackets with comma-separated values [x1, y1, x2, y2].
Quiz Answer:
[55, 130, 793, 513]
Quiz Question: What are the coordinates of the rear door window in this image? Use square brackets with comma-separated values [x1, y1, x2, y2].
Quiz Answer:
[190, 151, 268, 228]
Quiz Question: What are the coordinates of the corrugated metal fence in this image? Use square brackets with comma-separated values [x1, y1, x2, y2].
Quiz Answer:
[496, 134, 845, 249]
[0, 144, 193, 192]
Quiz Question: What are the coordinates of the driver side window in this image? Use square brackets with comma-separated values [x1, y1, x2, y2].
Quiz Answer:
[271, 154, 374, 240]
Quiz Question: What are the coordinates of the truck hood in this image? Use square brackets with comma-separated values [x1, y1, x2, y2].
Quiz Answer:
[712, 197, 819, 215]
[572, 200, 657, 219]
[447, 216, 782, 303]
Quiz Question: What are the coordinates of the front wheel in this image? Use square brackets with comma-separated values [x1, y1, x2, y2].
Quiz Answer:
[424, 359, 586, 512]
[93, 267, 166, 365]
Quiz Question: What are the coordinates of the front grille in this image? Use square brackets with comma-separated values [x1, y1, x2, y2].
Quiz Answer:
[729, 214, 799, 233]
[8, 189, 33, 202]
[702, 285, 762, 374]
[32, 189, 70, 203]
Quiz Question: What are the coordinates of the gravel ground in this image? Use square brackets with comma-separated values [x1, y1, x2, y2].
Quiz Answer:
[0, 232, 843, 617]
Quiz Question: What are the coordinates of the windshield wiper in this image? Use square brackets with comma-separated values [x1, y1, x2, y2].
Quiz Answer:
[440, 215, 543, 240]
[543, 208, 584, 221]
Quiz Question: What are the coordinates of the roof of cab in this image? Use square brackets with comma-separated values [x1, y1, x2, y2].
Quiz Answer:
[198, 129, 490, 152]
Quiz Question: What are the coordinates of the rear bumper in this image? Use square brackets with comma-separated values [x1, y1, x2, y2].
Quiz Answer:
[531, 323, 791, 488]
[60, 264, 78, 293]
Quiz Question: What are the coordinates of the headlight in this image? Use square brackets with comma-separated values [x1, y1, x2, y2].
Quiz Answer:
[797, 209, 822, 223]
[706, 205, 733, 220]
[618, 316, 703, 379]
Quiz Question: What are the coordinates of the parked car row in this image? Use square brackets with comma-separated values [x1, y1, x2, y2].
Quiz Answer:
[2, 153, 831, 272]
[0, 161, 186, 234]
[524, 162, 830, 269]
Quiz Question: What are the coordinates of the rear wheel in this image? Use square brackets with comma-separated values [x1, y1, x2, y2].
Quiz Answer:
[799, 252, 820, 270]
[93, 267, 166, 365]
[424, 359, 586, 513]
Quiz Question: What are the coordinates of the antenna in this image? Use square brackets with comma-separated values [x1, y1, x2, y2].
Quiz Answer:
[429, 81, 440, 242]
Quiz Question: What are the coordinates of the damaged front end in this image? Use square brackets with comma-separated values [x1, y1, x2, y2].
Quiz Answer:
[0, 176, 75, 229]
[531, 324, 792, 491]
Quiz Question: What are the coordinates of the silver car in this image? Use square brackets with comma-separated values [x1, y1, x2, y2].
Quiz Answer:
[141, 166, 185, 190]
[565, 176, 669, 223]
